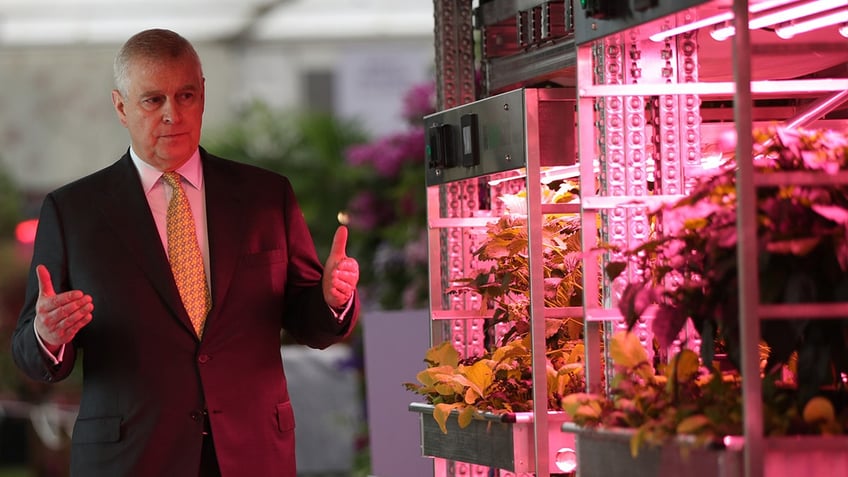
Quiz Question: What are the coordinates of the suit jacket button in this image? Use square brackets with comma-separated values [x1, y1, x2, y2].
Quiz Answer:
[197, 354, 210, 364]
[190, 411, 203, 421]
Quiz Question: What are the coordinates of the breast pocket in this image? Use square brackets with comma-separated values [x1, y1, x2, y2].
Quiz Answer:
[239, 250, 288, 294]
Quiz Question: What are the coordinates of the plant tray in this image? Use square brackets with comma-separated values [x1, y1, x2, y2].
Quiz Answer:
[562, 423, 848, 477]
[409, 402, 575, 474]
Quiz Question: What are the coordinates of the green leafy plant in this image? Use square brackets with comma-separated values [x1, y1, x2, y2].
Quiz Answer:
[609, 126, 848, 407]
[563, 331, 845, 456]
[405, 181, 587, 432]
[563, 331, 744, 455]
[568, 126, 848, 455]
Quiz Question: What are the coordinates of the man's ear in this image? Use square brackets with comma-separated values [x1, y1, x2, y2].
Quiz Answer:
[111, 89, 128, 127]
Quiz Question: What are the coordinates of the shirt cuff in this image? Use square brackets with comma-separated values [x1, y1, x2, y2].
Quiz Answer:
[329, 293, 355, 323]
[33, 321, 64, 365]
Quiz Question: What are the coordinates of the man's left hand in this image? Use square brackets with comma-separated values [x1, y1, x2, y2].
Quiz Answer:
[322, 226, 360, 309]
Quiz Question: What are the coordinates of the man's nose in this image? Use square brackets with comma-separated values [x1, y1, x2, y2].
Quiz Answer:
[162, 100, 182, 124]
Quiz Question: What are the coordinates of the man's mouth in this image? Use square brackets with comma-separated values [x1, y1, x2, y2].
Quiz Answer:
[160, 132, 187, 139]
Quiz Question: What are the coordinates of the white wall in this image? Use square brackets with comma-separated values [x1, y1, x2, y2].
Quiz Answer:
[0, 35, 433, 196]
[0, 42, 239, 193]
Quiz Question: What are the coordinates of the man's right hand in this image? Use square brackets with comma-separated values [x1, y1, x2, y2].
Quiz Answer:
[34, 264, 93, 354]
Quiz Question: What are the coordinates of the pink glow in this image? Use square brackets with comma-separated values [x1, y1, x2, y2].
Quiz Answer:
[711, 0, 847, 40]
[649, 0, 799, 42]
[775, 8, 848, 38]
[15, 219, 38, 245]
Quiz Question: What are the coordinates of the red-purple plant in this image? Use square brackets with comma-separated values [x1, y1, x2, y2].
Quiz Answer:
[608, 126, 848, 407]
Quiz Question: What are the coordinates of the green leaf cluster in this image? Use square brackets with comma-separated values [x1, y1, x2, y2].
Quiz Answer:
[405, 181, 587, 431]
[562, 331, 848, 456]
[406, 335, 584, 433]
[203, 101, 367, 261]
[606, 126, 848, 422]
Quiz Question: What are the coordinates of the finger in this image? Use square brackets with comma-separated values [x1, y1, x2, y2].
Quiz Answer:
[332, 274, 351, 290]
[39, 292, 89, 323]
[49, 299, 93, 329]
[53, 297, 94, 320]
[332, 260, 358, 281]
[335, 257, 359, 275]
[327, 287, 349, 308]
[36, 264, 56, 297]
[328, 226, 349, 260]
[45, 311, 93, 346]
[61, 305, 94, 331]
[65, 314, 94, 338]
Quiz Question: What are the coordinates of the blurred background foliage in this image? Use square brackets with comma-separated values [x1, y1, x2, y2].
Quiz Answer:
[203, 101, 368, 263]
[204, 81, 434, 311]
[341, 81, 434, 310]
[0, 160, 26, 395]
[0, 160, 22, 239]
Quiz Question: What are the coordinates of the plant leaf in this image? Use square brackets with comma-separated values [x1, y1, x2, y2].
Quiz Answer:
[463, 360, 495, 401]
[609, 331, 650, 371]
[666, 349, 700, 390]
[605, 261, 628, 281]
[676, 414, 711, 435]
[425, 341, 460, 367]
[652, 304, 688, 349]
[457, 405, 477, 428]
[433, 403, 463, 434]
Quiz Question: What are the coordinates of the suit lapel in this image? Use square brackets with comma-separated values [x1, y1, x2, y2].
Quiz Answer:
[201, 151, 245, 335]
[99, 154, 197, 337]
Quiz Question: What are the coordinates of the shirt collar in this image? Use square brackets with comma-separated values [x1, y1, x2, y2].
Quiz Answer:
[130, 147, 203, 194]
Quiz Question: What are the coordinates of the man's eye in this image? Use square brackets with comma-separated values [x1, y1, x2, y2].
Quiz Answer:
[143, 97, 163, 107]
[178, 93, 195, 103]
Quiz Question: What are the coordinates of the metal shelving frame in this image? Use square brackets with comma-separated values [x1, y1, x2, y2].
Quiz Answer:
[425, 0, 848, 476]
[573, 1, 848, 476]
[422, 86, 578, 477]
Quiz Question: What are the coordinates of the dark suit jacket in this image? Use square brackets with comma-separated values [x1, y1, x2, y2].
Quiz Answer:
[12, 149, 359, 477]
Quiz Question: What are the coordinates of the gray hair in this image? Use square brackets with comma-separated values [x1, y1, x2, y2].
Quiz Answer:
[113, 29, 203, 97]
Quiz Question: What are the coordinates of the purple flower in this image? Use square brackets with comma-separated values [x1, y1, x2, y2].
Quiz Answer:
[345, 142, 380, 167]
[359, 129, 427, 178]
[401, 82, 436, 123]
[347, 191, 394, 231]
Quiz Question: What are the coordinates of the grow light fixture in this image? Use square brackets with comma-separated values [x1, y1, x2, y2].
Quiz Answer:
[648, 11, 734, 42]
[710, 0, 847, 40]
[775, 7, 848, 38]
[649, 0, 798, 42]
[487, 165, 584, 186]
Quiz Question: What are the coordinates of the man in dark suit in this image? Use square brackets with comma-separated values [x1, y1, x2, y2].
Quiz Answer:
[12, 29, 360, 477]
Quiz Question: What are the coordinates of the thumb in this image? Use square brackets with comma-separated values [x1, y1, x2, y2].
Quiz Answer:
[36, 264, 56, 297]
[328, 226, 349, 260]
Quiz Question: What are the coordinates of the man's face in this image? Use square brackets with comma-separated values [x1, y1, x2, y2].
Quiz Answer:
[111, 56, 205, 171]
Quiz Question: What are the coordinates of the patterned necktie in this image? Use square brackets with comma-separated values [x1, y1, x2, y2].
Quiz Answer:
[162, 171, 210, 338]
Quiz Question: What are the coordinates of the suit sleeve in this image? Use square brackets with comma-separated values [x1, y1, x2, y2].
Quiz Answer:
[11, 193, 78, 382]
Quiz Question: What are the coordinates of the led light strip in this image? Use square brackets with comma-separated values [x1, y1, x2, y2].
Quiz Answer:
[711, 0, 847, 40]
[775, 8, 848, 38]
[649, 0, 803, 42]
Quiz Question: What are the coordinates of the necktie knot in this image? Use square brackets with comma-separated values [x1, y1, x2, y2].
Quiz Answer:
[161, 171, 182, 189]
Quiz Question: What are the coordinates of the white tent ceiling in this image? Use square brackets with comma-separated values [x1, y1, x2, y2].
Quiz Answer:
[0, 0, 435, 46]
